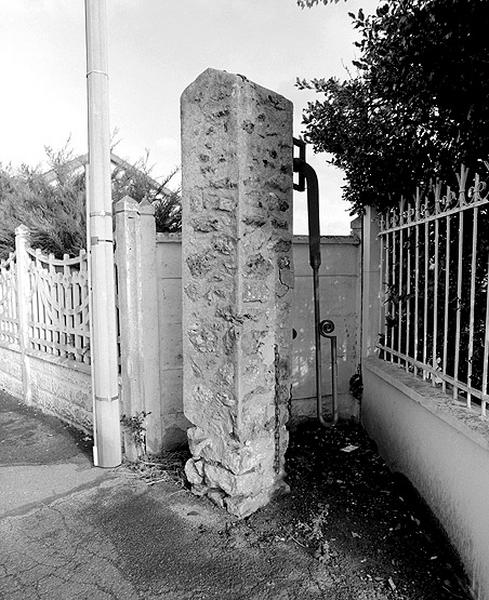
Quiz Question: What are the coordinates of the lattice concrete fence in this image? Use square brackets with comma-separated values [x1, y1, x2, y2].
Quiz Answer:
[0, 225, 92, 430]
[0, 216, 166, 455]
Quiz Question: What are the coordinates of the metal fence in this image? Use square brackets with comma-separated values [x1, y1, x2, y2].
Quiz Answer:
[378, 166, 489, 417]
[0, 228, 91, 365]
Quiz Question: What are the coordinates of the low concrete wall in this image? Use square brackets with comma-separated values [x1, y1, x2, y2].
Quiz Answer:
[0, 345, 23, 399]
[29, 351, 92, 432]
[156, 233, 360, 445]
[0, 345, 92, 433]
[363, 357, 489, 600]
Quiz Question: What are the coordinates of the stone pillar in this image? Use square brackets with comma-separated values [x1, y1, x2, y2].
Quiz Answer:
[181, 68, 294, 518]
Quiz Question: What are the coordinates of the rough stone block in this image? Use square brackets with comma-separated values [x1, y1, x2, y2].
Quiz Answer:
[184, 458, 204, 486]
[188, 426, 276, 476]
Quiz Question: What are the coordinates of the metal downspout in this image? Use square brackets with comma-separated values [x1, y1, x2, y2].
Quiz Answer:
[293, 157, 338, 427]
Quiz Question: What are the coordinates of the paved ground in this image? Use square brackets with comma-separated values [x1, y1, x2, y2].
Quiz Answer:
[0, 393, 343, 600]
[0, 392, 471, 600]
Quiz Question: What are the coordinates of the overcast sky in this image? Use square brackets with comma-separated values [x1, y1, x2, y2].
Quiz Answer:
[0, 0, 377, 234]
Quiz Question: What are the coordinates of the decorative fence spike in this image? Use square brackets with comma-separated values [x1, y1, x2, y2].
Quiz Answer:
[457, 164, 469, 205]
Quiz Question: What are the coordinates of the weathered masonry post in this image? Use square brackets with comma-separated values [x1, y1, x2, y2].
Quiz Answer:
[181, 68, 294, 517]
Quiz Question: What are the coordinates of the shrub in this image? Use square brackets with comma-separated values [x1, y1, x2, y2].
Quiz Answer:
[0, 142, 181, 260]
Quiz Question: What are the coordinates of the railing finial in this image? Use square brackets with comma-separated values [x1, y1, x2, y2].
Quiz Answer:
[457, 164, 469, 205]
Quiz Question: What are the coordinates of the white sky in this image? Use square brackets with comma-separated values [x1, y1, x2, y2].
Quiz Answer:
[0, 0, 378, 234]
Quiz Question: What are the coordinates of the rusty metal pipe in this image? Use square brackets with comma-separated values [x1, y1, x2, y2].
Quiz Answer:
[331, 335, 339, 424]
[323, 333, 339, 425]
[312, 266, 329, 428]
[319, 320, 339, 425]
[293, 157, 337, 427]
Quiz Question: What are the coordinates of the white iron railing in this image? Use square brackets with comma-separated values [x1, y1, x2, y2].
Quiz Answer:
[378, 166, 489, 417]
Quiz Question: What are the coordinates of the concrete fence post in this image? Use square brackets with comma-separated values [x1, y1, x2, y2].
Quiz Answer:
[350, 216, 363, 369]
[15, 225, 32, 405]
[115, 197, 162, 458]
[181, 68, 294, 517]
[137, 199, 162, 453]
[115, 197, 141, 460]
[361, 206, 382, 358]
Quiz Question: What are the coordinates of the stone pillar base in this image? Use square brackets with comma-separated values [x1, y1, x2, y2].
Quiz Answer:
[185, 457, 289, 518]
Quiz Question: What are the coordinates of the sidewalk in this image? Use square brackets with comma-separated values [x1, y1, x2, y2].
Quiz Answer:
[0, 392, 331, 600]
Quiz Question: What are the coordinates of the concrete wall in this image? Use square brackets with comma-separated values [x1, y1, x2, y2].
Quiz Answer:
[29, 352, 92, 432]
[156, 232, 360, 445]
[156, 233, 188, 446]
[0, 346, 23, 399]
[1, 231, 361, 449]
[0, 345, 92, 432]
[363, 358, 489, 600]
[291, 235, 360, 421]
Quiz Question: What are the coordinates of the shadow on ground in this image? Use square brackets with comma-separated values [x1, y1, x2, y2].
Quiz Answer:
[0, 394, 92, 466]
[244, 421, 472, 600]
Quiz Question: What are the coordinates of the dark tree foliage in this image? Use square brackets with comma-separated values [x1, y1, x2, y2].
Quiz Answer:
[0, 149, 86, 261]
[0, 144, 181, 260]
[111, 151, 182, 234]
[298, 0, 345, 6]
[297, 0, 489, 212]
